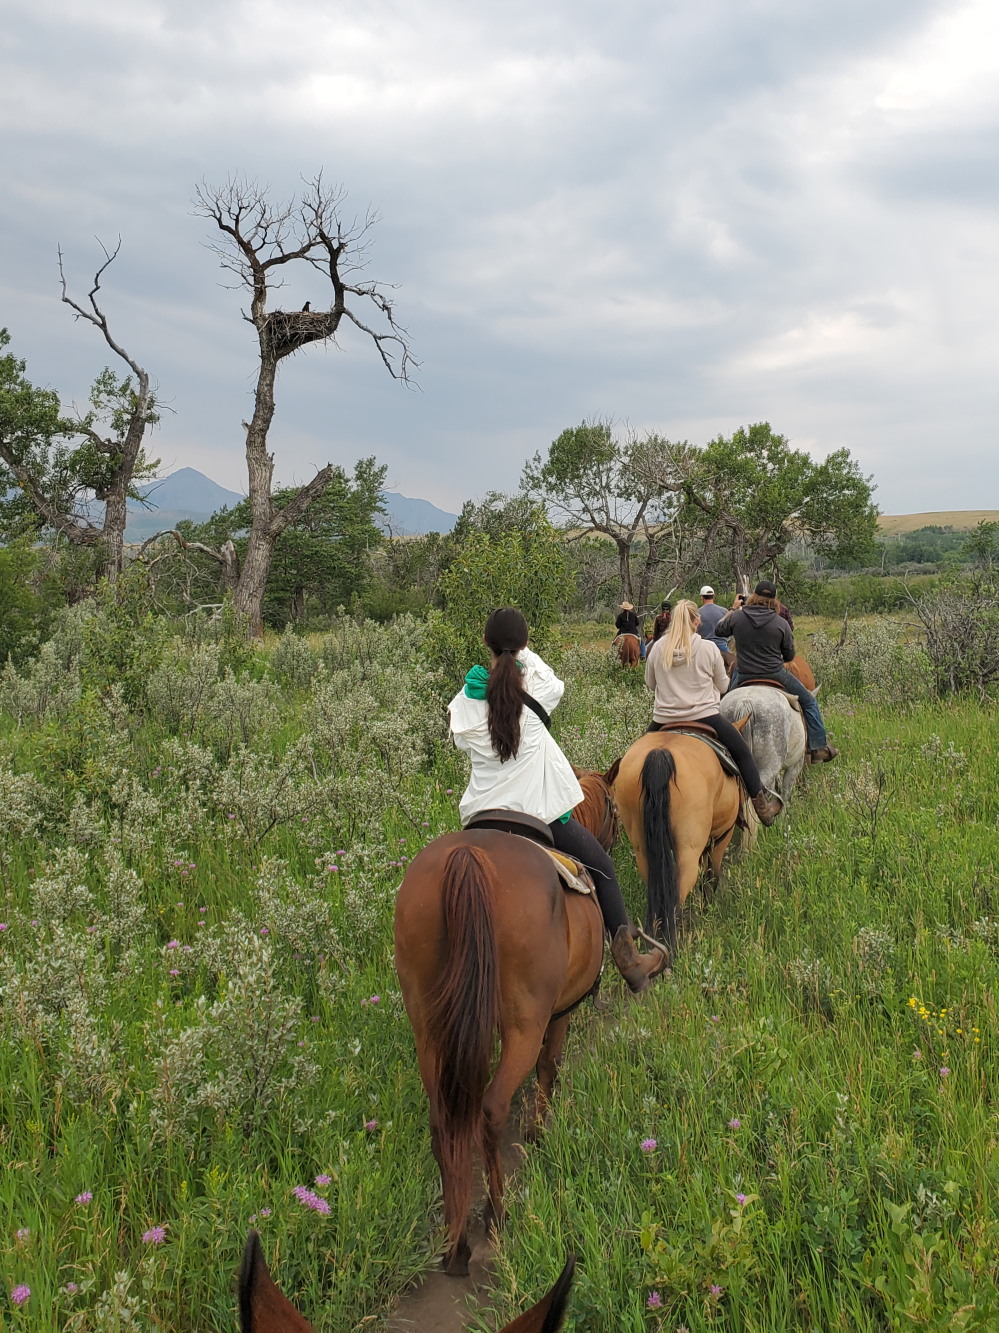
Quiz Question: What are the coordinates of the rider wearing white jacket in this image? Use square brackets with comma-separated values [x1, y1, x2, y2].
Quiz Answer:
[447, 607, 667, 991]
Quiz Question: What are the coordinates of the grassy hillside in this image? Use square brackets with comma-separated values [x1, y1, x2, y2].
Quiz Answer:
[877, 510, 999, 535]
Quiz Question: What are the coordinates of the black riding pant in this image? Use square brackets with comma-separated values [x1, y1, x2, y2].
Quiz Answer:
[645, 714, 764, 797]
[548, 816, 628, 936]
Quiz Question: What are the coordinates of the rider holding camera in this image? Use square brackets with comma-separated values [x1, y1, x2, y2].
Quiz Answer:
[717, 581, 837, 763]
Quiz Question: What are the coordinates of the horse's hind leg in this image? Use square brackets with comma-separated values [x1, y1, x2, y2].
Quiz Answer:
[708, 828, 736, 888]
[481, 1026, 546, 1236]
[529, 1013, 571, 1140]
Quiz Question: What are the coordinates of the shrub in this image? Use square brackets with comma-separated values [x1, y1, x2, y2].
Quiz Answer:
[907, 572, 999, 698]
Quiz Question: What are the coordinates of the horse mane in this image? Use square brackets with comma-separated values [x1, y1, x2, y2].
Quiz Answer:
[425, 844, 501, 1255]
[641, 748, 679, 949]
[573, 770, 619, 851]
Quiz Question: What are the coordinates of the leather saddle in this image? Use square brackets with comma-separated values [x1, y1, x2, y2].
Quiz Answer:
[464, 808, 554, 846]
[463, 810, 593, 895]
[649, 720, 742, 780]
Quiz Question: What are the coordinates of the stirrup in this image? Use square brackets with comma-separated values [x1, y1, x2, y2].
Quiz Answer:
[633, 925, 669, 957]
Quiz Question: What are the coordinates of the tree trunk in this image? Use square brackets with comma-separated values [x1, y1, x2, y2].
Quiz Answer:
[234, 348, 279, 637]
[617, 539, 633, 604]
[98, 488, 129, 582]
[233, 526, 274, 638]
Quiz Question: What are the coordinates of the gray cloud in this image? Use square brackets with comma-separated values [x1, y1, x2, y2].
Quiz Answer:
[1, 0, 997, 514]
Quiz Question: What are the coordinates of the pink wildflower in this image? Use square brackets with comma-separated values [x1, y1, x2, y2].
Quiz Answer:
[142, 1226, 166, 1244]
[10, 1284, 30, 1306]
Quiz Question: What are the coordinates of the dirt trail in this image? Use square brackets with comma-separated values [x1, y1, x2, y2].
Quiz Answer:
[383, 1135, 524, 1332]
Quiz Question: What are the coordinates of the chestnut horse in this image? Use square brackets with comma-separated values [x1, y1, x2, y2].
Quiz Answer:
[611, 730, 744, 950]
[784, 654, 816, 691]
[613, 633, 641, 666]
[238, 1230, 575, 1331]
[726, 652, 815, 690]
[394, 832, 603, 1275]
[572, 766, 620, 851]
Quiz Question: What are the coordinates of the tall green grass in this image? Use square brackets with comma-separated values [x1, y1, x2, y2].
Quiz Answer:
[0, 612, 995, 1330]
[483, 703, 999, 1331]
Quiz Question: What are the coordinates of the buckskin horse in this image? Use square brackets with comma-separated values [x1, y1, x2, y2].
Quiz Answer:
[394, 827, 603, 1276]
[610, 728, 745, 950]
[238, 1230, 575, 1331]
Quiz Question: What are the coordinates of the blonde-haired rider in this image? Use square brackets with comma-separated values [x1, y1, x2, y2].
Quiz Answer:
[644, 599, 782, 826]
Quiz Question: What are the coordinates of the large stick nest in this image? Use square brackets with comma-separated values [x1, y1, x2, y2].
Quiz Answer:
[264, 309, 339, 357]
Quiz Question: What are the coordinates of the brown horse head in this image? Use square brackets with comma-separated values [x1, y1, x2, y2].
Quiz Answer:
[238, 1232, 576, 1332]
[571, 767, 620, 851]
[239, 1232, 314, 1333]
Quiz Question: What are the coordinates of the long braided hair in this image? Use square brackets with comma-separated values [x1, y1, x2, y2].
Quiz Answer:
[483, 607, 530, 762]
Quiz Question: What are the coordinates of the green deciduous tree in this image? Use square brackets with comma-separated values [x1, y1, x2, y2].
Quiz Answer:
[522, 421, 684, 610]
[145, 459, 387, 627]
[427, 514, 571, 682]
[671, 423, 879, 591]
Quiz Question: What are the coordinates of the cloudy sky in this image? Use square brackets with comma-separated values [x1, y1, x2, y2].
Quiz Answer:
[2, 0, 997, 515]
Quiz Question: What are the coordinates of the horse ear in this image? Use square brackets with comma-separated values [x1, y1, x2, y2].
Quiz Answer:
[498, 1255, 576, 1333]
[603, 758, 622, 787]
[239, 1232, 316, 1333]
[731, 716, 750, 733]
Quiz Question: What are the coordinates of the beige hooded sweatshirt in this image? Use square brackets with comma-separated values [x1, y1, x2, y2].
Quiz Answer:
[644, 634, 730, 723]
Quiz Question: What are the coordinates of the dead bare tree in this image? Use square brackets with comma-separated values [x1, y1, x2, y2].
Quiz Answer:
[191, 175, 414, 636]
[0, 242, 159, 581]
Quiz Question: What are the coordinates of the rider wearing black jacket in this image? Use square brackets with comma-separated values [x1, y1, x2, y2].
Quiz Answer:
[717, 580, 838, 763]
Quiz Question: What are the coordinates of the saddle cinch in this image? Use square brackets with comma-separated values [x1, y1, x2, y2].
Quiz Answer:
[464, 809, 595, 895]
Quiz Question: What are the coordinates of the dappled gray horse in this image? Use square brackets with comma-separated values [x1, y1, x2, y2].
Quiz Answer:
[719, 685, 807, 847]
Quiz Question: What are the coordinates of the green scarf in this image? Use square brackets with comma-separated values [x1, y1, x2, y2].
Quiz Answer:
[462, 663, 571, 824]
[463, 664, 490, 699]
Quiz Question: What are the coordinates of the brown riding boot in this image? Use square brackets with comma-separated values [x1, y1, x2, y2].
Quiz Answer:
[610, 926, 669, 994]
[751, 790, 783, 827]
[809, 744, 839, 764]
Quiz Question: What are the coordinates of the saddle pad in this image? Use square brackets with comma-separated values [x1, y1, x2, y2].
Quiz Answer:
[665, 729, 742, 780]
[542, 848, 594, 895]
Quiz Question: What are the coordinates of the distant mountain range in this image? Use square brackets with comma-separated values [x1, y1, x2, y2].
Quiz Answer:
[124, 468, 458, 541]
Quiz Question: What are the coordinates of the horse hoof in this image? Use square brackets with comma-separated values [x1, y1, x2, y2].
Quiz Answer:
[443, 1243, 472, 1278]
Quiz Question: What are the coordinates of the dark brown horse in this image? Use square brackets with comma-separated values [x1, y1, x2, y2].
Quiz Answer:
[572, 766, 620, 851]
[238, 1230, 575, 1331]
[394, 833, 603, 1276]
[611, 729, 744, 950]
[613, 633, 641, 666]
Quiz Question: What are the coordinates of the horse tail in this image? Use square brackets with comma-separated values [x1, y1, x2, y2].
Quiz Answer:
[642, 747, 679, 949]
[425, 843, 500, 1260]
